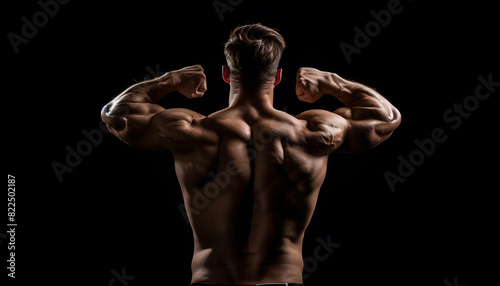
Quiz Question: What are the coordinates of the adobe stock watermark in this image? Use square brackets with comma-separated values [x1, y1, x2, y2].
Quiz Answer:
[108, 267, 135, 286]
[7, 0, 71, 54]
[178, 159, 240, 224]
[212, 0, 244, 22]
[136, 63, 165, 82]
[51, 64, 163, 182]
[443, 276, 466, 286]
[178, 106, 290, 225]
[178, 127, 277, 225]
[51, 121, 112, 182]
[282, 234, 340, 282]
[339, 0, 412, 64]
[384, 73, 498, 192]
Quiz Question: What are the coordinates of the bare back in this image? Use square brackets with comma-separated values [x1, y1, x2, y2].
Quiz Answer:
[172, 106, 330, 284]
[101, 63, 401, 285]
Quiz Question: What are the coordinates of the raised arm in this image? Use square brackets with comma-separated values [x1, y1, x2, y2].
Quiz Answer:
[295, 67, 401, 153]
[101, 65, 208, 151]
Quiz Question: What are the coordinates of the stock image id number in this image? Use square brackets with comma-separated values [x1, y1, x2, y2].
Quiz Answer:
[8, 175, 16, 223]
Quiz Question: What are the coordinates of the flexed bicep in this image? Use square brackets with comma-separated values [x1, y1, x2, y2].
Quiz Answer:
[333, 104, 401, 153]
[101, 94, 167, 149]
[295, 67, 401, 154]
[101, 65, 211, 151]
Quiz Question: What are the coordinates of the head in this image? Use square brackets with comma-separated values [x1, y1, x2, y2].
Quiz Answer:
[223, 23, 286, 87]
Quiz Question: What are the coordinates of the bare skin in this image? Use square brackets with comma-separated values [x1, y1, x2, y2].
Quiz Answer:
[101, 64, 401, 284]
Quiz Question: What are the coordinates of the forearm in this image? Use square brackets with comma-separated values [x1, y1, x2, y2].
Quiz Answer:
[330, 73, 401, 151]
[103, 64, 206, 120]
[101, 65, 207, 147]
[106, 72, 174, 112]
[101, 72, 175, 134]
[296, 67, 401, 153]
[326, 73, 399, 123]
[120, 73, 176, 103]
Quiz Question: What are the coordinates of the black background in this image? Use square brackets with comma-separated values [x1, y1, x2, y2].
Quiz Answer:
[3, 0, 499, 285]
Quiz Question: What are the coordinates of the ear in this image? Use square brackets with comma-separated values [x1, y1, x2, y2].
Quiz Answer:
[222, 65, 231, 83]
[274, 69, 282, 86]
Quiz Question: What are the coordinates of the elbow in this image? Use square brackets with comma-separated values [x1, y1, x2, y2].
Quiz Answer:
[100, 103, 116, 135]
[100, 102, 129, 132]
[100, 103, 112, 126]
[100, 102, 135, 147]
[389, 106, 402, 132]
[380, 105, 402, 132]
[391, 105, 402, 125]
[362, 112, 402, 151]
[373, 107, 402, 145]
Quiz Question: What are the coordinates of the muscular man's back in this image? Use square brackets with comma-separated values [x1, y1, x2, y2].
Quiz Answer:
[174, 106, 329, 284]
[102, 23, 400, 286]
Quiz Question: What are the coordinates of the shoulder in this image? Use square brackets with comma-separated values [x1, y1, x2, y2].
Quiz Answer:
[207, 109, 248, 138]
[296, 109, 349, 133]
[293, 109, 349, 155]
[151, 108, 219, 152]
[154, 108, 206, 123]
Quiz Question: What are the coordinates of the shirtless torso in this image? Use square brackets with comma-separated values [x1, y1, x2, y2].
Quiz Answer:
[176, 106, 331, 284]
[101, 63, 400, 284]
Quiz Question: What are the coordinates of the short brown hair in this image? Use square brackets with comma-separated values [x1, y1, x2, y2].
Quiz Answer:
[224, 23, 286, 84]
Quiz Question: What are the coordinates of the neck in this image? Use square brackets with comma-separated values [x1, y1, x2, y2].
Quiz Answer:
[228, 81, 275, 110]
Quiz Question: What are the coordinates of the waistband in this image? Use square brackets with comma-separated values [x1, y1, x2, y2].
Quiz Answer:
[190, 283, 304, 286]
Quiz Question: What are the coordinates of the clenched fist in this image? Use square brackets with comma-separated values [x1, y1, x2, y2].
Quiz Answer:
[295, 67, 336, 103]
[168, 65, 207, 98]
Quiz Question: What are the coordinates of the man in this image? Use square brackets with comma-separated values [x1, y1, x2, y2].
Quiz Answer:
[101, 24, 401, 286]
